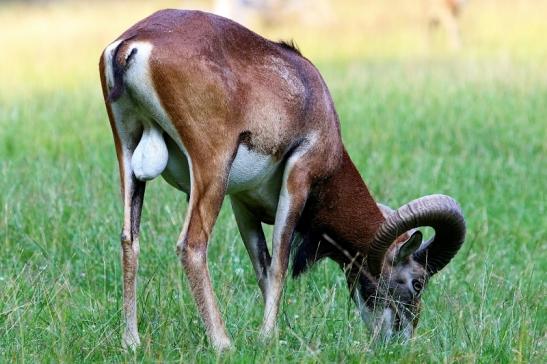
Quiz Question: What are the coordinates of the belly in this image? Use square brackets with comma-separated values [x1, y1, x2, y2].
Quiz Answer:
[161, 137, 284, 222]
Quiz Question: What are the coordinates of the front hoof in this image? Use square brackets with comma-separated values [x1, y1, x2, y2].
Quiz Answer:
[122, 332, 141, 351]
[259, 323, 277, 341]
[212, 336, 232, 352]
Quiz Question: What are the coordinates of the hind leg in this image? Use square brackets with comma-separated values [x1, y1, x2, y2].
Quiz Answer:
[175, 152, 234, 350]
[104, 101, 147, 350]
[120, 176, 145, 350]
[102, 42, 150, 350]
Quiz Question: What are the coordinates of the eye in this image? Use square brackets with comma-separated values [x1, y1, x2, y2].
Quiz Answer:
[396, 279, 406, 285]
[412, 279, 423, 293]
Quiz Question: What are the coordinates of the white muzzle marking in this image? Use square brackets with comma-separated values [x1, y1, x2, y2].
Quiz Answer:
[131, 126, 168, 181]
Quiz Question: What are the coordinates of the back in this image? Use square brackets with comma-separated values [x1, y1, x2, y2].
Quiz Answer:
[113, 9, 342, 161]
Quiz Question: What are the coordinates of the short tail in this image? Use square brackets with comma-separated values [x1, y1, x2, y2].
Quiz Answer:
[108, 38, 138, 102]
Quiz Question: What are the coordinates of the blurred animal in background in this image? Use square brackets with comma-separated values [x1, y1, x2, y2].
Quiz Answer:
[426, 0, 467, 50]
[214, 0, 332, 28]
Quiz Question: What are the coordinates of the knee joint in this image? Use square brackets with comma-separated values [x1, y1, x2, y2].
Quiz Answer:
[178, 241, 207, 267]
[121, 232, 132, 246]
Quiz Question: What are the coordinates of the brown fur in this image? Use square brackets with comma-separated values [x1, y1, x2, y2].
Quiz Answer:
[293, 149, 385, 276]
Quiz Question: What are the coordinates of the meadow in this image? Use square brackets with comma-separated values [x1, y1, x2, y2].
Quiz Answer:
[0, 0, 545, 362]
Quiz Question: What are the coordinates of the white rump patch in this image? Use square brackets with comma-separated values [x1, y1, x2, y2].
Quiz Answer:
[131, 126, 168, 181]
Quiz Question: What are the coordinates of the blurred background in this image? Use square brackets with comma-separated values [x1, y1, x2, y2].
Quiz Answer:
[0, 0, 545, 362]
[1, 0, 546, 95]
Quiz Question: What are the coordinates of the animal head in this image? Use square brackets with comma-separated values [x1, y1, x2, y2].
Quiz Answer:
[351, 195, 466, 340]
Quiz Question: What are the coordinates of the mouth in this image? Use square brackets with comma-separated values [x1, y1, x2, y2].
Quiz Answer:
[373, 299, 417, 340]
[354, 284, 419, 341]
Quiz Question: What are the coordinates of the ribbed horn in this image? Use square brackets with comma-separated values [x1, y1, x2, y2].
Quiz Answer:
[367, 194, 466, 276]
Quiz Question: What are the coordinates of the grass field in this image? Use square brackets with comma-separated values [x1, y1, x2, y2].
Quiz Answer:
[0, 0, 545, 362]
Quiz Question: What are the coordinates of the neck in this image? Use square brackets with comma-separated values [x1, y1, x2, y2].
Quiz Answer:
[294, 148, 385, 274]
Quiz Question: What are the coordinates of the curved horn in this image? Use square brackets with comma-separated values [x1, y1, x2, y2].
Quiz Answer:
[367, 194, 466, 276]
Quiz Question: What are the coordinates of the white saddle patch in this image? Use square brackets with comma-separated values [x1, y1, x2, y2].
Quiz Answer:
[131, 126, 168, 181]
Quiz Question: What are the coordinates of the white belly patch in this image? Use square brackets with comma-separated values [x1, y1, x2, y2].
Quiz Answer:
[131, 126, 168, 181]
[228, 145, 279, 192]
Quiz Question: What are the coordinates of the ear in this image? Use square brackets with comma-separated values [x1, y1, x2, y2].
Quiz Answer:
[395, 231, 423, 264]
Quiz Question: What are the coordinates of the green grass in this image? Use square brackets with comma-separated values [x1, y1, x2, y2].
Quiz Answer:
[0, 1, 546, 362]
